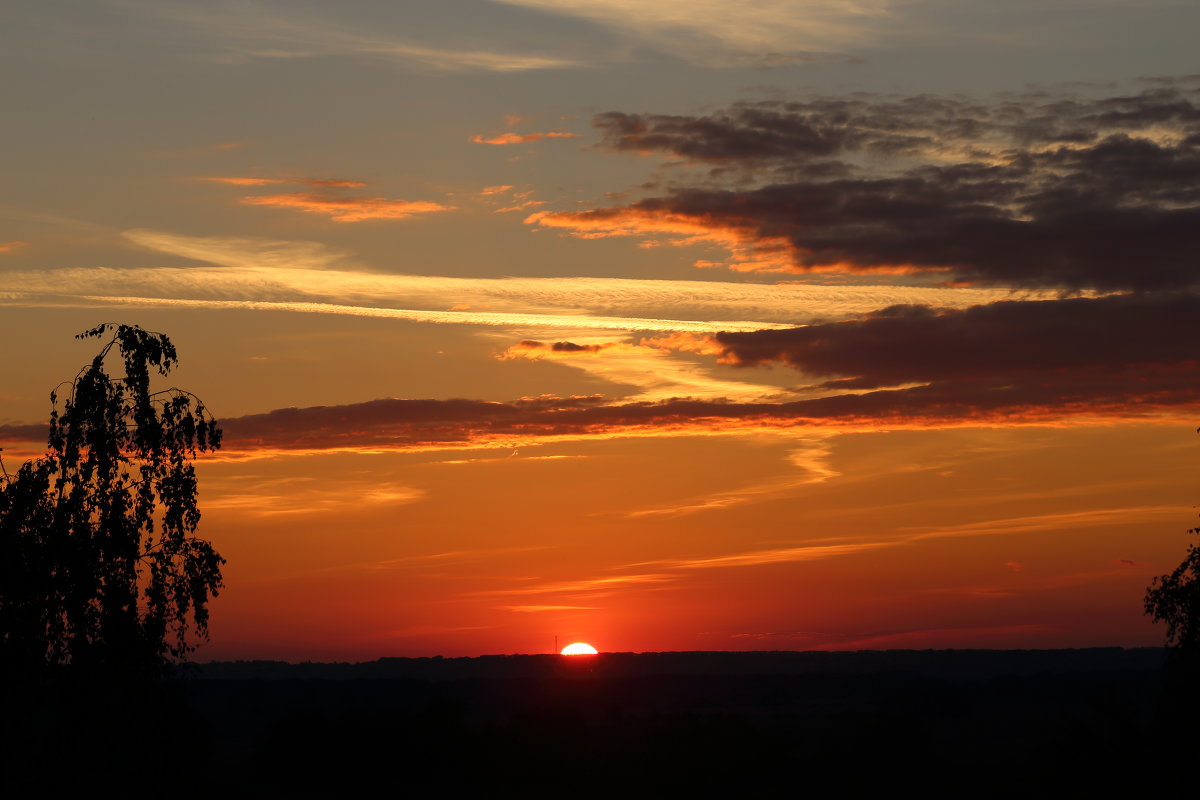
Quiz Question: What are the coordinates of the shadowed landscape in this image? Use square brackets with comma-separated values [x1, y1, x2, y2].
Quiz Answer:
[4, 3, 1200, 794]
[3, 648, 1187, 795]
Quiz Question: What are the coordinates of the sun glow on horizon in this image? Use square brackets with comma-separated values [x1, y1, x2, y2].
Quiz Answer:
[560, 642, 599, 655]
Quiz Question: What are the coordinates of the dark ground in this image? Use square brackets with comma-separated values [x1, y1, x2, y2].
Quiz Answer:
[4, 648, 1193, 796]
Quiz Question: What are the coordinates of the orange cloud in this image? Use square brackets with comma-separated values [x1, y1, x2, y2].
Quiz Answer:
[495, 200, 547, 213]
[198, 176, 368, 187]
[475, 573, 675, 597]
[471, 131, 580, 145]
[639, 331, 725, 356]
[0, 241, 27, 253]
[525, 207, 797, 272]
[198, 177, 289, 186]
[240, 193, 452, 222]
[480, 184, 514, 196]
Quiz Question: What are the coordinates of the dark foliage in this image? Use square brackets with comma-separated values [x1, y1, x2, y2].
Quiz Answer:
[1145, 518, 1200, 673]
[0, 323, 223, 678]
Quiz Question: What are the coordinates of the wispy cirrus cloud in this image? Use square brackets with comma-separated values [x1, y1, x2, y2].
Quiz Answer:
[205, 478, 425, 516]
[471, 131, 580, 145]
[491, 0, 894, 66]
[195, 174, 453, 223]
[451, 501, 1171, 606]
[12, 294, 781, 334]
[473, 573, 676, 597]
[624, 435, 840, 517]
[480, 186, 547, 212]
[498, 337, 787, 402]
[479, 503, 1181, 602]
[129, 0, 590, 72]
[196, 176, 367, 188]
[122, 229, 351, 270]
[240, 192, 452, 222]
[0, 229, 1028, 330]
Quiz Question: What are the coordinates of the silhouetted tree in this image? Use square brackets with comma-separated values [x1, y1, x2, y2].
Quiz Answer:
[1145, 513, 1200, 676]
[0, 324, 223, 678]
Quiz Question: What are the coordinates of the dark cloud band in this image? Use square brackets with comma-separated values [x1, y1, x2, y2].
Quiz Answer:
[538, 85, 1200, 291]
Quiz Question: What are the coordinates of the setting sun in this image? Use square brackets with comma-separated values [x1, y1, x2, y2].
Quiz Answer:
[560, 642, 599, 655]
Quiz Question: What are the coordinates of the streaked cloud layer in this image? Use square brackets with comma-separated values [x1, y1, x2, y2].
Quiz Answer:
[494, 0, 894, 64]
[122, 0, 594, 71]
[534, 83, 1200, 290]
[2, 2, 1195, 658]
[0, 229, 1034, 332]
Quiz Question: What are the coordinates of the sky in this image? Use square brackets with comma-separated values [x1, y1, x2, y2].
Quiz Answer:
[2, 0, 1198, 660]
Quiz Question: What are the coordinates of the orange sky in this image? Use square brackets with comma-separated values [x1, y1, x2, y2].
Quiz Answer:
[2, 1, 1199, 659]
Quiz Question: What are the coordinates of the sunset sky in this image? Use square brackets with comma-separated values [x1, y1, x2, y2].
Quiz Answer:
[2, 1, 1199, 660]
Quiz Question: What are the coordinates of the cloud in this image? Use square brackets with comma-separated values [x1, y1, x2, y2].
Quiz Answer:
[715, 293, 1200, 391]
[0, 229, 1036, 330]
[465, 502, 1177, 604]
[39, 375, 1179, 458]
[240, 193, 452, 222]
[3, 293, 790, 335]
[532, 84, 1200, 291]
[498, 337, 788, 402]
[473, 573, 676, 597]
[478, 186, 547, 212]
[196, 176, 452, 223]
[704, 293, 1200, 422]
[593, 106, 872, 161]
[6, 294, 1198, 456]
[135, 1, 587, 72]
[492, 0, 893, 66]
[205, 479, 425, 515]
[0, 241, 28, 253]
[198, 176, 288, 186]
[501, 340, 614, 356]
[197, 176, 367, 187]
[638, 541, 894, 570]
[898, 506, 1184, 541]
[624, 435, 840, 517]
[122, 229, 352, 270]
[470, 131, 580, 145]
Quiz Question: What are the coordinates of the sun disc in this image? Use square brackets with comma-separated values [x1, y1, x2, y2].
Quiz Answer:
[560, 642, 598, 655]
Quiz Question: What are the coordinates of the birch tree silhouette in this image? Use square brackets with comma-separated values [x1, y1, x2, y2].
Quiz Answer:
[0, 323, 223, 677]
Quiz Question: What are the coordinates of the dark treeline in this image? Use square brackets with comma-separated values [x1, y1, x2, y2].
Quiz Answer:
[196, 646, 1165, 681]
[5, 648, 1188, 796]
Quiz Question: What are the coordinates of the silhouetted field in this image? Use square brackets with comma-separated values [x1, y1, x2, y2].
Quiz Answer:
[4, 649, 1193, 796]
